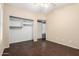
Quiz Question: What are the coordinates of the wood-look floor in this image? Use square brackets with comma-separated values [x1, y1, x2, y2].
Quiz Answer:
[2, 40, 79, 56]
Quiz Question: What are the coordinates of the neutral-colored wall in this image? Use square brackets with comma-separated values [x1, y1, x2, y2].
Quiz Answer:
[0, 4, 3, 55]
[3, 4, 46, 48]
[46, 4, 79, 49]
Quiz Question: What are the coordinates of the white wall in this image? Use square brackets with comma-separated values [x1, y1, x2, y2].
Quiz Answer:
[46, 4, 79, 49]
[0, 4, 3, 56]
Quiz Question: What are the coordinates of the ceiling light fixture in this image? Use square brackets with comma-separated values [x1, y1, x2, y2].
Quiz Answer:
[32, 3, 50, 8]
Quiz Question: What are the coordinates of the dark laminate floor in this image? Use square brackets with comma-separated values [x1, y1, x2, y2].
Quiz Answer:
[2, 40, 79, 56]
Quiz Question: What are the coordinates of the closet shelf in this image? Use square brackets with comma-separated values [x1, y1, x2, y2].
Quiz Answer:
[9, 26, 22, 29]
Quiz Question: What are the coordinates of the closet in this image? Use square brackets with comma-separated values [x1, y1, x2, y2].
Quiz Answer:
[9, 16, 33, 43]
[38, 20, 46, 40]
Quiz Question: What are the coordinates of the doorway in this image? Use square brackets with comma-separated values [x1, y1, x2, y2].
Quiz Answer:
[38, 20, 46, 40]
[9, 16, 33, 43]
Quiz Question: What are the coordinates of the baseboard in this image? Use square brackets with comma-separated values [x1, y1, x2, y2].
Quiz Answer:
[37, 38, 46, 40]
[47, 39, 79, 50]
[0, 46, 5, 56]
[0, 44, 10, 56]
[37, 38, 42, 40]
[10, 40, 33, 44]
[10, 39, 34, 44]
[0, 49, 4, 56]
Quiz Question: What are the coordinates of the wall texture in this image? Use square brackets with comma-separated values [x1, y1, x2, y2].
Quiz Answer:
[46, 4, 79, 49]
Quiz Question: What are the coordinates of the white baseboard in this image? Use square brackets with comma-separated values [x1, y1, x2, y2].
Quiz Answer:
[0, 47, 4, 56]
[47, 39, 79, 50]
[0, 45, 9, 56]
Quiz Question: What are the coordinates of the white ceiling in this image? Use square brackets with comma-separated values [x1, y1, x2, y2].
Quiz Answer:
[7, 3, 71, 14]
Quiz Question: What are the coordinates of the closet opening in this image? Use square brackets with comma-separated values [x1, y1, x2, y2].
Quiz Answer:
[9, 16, 34, 43]
[37, 20, 46, 41]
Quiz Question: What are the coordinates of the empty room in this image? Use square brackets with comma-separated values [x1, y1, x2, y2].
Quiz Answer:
[1, 3, 79, 56]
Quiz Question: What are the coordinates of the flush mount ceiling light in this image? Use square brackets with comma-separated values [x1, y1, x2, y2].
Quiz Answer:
[32, 3, 51, 8]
